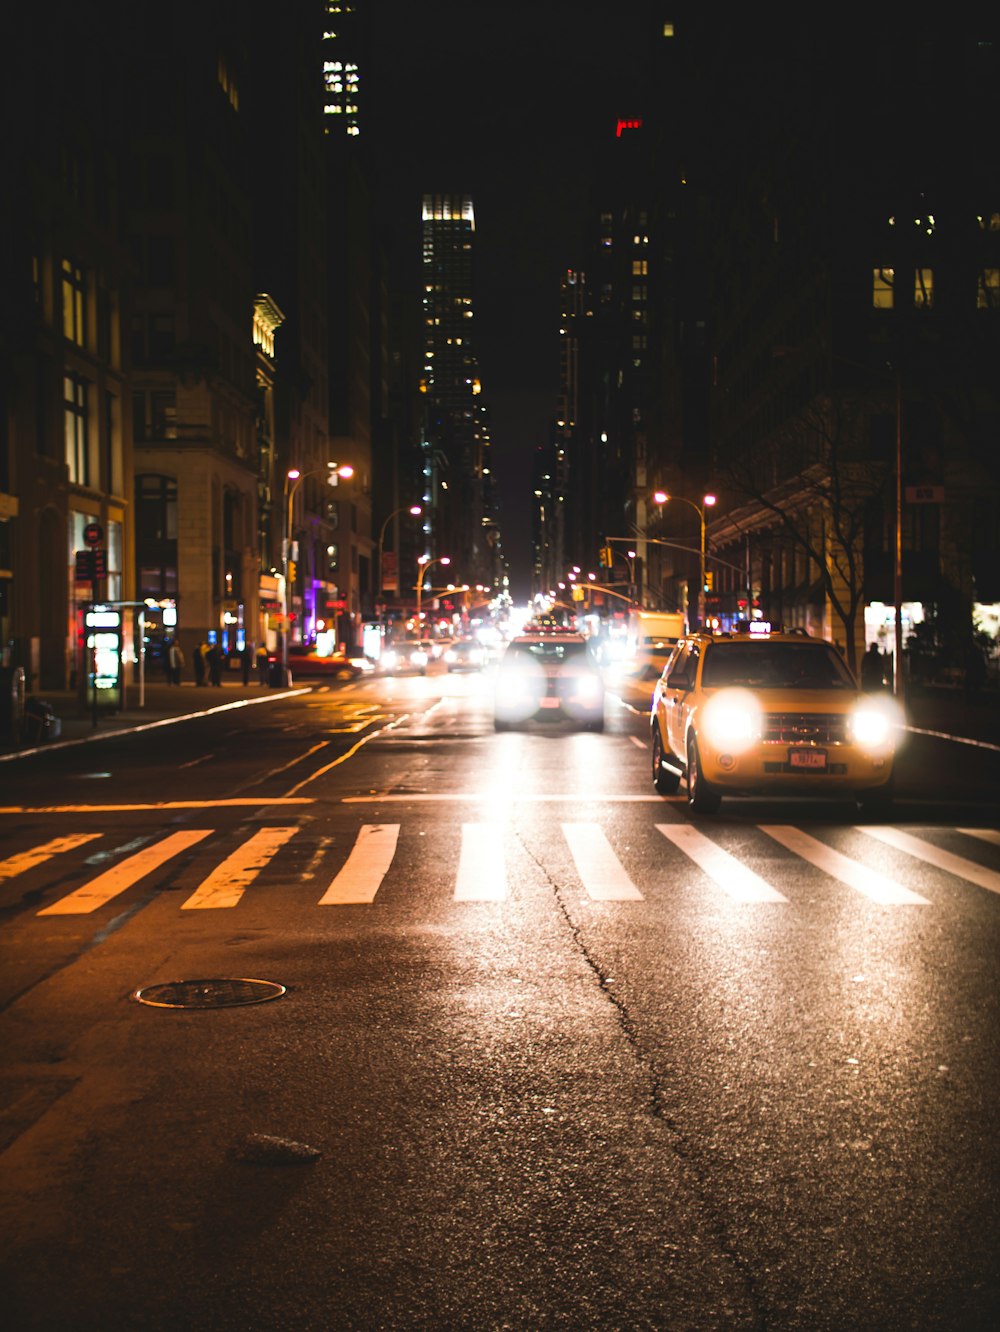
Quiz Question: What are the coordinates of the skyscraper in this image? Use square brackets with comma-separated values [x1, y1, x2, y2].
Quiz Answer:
[420, 194, 497, 590]
[322, 1, 362, 139]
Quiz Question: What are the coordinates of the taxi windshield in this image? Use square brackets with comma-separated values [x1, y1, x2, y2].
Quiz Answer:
[701, 642, 854, 690]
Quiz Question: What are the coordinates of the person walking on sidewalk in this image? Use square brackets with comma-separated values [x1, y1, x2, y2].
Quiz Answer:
[241, 643, 252, 686]
[861, 642, 886, 691]
[167, 639, 185, 685]
[256, 644, 269, 684]
[193, 642, 206, 686]
[207, 642, 222, 687]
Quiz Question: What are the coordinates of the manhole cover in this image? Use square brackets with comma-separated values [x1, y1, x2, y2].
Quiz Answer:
[132, 978, 287, 1009]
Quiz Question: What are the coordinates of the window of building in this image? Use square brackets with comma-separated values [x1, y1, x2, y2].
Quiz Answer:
[914, 268, 934, 308]
[64, 373, 90, 485]
[62, 259, 86, 346]
[136, 473, 178, 600]
[133, 390, 177, 442]
[632, 259, 648, 276]
[872, 267, 895, 309]
[978, 269, 1000, 309]
[103, 391, 123, 496]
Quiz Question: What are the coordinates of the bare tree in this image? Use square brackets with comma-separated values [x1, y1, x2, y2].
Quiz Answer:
[719, 391, 891, 675]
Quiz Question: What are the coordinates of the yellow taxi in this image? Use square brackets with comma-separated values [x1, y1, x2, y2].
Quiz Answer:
[650, 628, 901, 814]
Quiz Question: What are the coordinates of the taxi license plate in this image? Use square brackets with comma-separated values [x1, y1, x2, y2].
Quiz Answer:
[790, 748, 827, 770]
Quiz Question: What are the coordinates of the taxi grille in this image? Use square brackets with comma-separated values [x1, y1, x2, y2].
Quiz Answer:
[762, 712, 849, 745]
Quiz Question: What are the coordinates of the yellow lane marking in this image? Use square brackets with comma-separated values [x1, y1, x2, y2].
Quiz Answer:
[0, 833, 103, 880]
[182, 827, 300, 910]
[37, 829, 214, 915]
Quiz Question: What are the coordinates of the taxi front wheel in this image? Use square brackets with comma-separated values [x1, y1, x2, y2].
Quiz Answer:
[687, 735, 722, 814]
[652, 727, 681, 795]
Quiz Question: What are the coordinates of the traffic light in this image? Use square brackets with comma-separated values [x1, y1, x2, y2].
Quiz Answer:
[704, 570, 714, 591]
[287, 560, 297, 586]
[600, 545, 614, 568]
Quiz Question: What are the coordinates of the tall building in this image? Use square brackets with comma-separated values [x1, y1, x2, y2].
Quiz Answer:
[420, 194, 497, 593]
[322, 1, 362, 140]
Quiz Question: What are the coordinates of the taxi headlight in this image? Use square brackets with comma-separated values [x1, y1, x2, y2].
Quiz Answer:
[701, 689, 761, 754]
[411, 649, 428, 667]
[382, 650, 398, 669]
[850, 697, 901, 750]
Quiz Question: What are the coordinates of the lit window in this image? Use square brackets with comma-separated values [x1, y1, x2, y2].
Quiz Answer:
[978, 269, 1000, 309]
[872, 268, 894, 309]
[64, 373, 90, 485]
[62, 259, 86, 346]
[632, 259, 648, 276]
[914, 268, 934, 308]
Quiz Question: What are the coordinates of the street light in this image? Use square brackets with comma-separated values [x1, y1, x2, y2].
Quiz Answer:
[415, 554, 450, 636]
[377, 505, 422, 602]
[653, 490, 717, 629]
[282, 463, 354, 683]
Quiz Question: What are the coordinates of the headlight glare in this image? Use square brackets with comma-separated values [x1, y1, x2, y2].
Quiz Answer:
[701, 688, 761, 753]
[850, 697, 902, 750]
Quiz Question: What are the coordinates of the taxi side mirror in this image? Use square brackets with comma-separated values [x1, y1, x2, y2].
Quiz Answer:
[667, 667, 692, 690]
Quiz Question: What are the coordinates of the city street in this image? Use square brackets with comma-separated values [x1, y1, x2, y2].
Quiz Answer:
[1, 670, 999, 1330]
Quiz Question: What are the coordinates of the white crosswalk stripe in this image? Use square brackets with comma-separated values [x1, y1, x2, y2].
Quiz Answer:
[454, 823, 507, 901]
[6, 819, 1000, 917]
[656, 823, 788, 902]
[182, 827, 300, 909]
[857, 826, 1000, 896]
[319, 823, 399, 904]
[562, 823, 643, 900]
[0, 833, 101, 880]
[760, 825, 931, 905]
[36, 830, 214, 915]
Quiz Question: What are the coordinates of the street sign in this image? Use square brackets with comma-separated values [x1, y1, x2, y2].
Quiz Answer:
[905, 485, 945, 503]
[83, 521, 103, 547]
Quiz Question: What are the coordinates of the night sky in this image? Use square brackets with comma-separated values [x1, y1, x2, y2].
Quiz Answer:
[366, 1, 650, 596]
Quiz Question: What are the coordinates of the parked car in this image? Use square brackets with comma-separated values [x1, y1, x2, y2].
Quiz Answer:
[286, 649, 371, 681]
[650, 629, 900, 814]
[494, 631, 604, 731]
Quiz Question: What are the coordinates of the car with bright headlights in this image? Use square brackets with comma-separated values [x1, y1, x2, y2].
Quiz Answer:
[494, 631, 604, 731]
[650, 630, 900, 813]
[444, 638, 487, 672]
[379, 636, 429, 675]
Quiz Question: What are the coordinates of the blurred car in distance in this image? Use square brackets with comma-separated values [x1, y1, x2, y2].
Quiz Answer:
[444, 639, 487, 672]
[494, 631, 604, 731]
[380, 637, 429, 675]
[650, 628, 900, 814]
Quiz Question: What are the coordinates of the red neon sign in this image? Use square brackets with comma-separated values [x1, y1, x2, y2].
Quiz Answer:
[616, 118, 643, 137]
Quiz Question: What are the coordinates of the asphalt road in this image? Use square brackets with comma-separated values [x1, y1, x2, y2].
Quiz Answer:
[1, 670, 999, 1330]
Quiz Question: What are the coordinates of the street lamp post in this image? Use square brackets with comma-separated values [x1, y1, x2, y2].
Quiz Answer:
[653, 491, 717, 629]
[282, 463, 353, 684]
[377, 505, 422, 602]
[415, 554, 450, 636]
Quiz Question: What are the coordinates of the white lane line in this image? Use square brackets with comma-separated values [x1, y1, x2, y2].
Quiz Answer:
[181, 826, 300, 910]
[960, 828, 1000, 847]
[759, 825, 930, 906]
[318, 824, 400, 904]
[857, 826, 1000, 897]
[561, 823, 643, 901]
[0, 833, 102, 880]
[1, 799, 314, 815]
[630, 736, 647, 749]
[656, 824, 788, 902]
[454, 823, 508, 901]
[37, 830, 214, 915]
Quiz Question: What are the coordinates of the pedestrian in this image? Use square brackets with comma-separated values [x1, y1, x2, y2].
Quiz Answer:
[193, 642, 206, 686]
[861, 642, 885, 691]
[168, 638, 185, 685]
[256, 644, 269, 684]
[207, 642, 222, 687]
[241, 642, 252, 686]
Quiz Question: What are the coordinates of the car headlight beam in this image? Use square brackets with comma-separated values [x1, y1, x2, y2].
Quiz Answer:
[700, 689, 761, 754]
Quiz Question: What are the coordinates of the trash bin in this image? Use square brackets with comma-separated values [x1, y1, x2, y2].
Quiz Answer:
[0, 666, 25, 742]
[23, 697, 58, 745]
[268, 659, 290, 688]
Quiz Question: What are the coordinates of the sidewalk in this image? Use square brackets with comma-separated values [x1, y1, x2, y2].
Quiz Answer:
[0, 678, 307, 760]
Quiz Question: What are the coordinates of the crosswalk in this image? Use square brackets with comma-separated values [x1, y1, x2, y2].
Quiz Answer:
[3, 819, 1000, 918]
